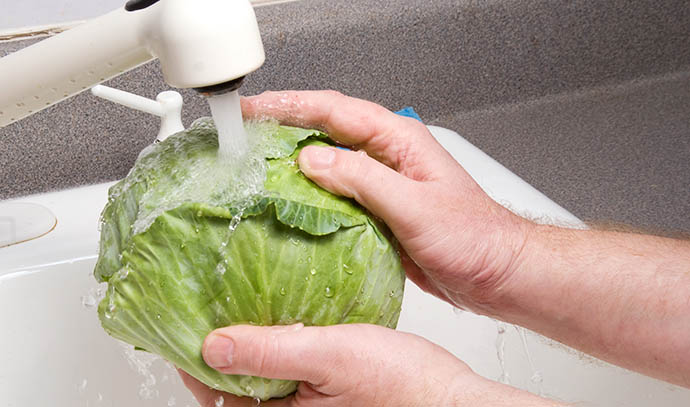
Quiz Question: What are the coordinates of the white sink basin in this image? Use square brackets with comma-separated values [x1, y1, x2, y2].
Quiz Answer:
[1, 126, 687, 406]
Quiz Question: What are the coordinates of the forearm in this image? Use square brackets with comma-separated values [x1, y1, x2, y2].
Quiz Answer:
[449, 376, 570, 406]
[496, 225, 690, 387]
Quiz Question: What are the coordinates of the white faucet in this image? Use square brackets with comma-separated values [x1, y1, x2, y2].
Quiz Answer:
[0, 0, 265, 128]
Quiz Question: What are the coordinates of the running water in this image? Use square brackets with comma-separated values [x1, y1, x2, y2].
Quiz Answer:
[515, 326, 544, 396]
[207, 90, 249, 161]
[495, 321, 510, 384]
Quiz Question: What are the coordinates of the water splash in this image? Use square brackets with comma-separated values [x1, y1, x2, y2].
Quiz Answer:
[78, 378, 88, 394]
[214, 395, 225, 407]
[516, 326, 544, 396]
[81, 286, 105, 308]
[120, 343, 160, 400]
[126, 118, 269, 235]
[81, 294, 97, 308]
[495, 321, 509, 384]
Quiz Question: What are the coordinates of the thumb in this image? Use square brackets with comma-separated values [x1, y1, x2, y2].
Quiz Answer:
[202, 324, 382, 389]
[298, 145, 421, 232]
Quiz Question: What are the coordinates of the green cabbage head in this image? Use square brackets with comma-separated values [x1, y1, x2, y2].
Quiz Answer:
[94, 118, 405, 400]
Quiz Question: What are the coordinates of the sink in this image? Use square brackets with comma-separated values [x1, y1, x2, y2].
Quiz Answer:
[2, 126, 688, 406]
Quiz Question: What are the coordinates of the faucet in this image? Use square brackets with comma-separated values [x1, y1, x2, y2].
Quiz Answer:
[0, 0, 265, 128]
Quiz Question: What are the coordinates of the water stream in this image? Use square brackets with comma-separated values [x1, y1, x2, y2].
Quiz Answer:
[207, 90, 249, 162]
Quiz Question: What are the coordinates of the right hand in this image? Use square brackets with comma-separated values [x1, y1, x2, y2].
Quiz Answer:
[242, 90, 534, 313]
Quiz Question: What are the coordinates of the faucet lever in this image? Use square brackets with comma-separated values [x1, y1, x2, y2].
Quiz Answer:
[91, 85, 184, 142]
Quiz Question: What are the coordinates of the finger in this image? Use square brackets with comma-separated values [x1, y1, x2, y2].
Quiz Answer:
[178, 369, 230, 407]
[241, 90, 451, 173]
[178, 369, 294, 407]
[202, 324, 390, 392]
[298, 145, 429, 237]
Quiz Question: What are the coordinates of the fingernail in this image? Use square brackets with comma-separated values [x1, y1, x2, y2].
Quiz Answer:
[204, 335, 234, 369]
[301, 147, 335, 171]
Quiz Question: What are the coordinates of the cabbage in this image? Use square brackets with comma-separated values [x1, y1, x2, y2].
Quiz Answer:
[94, 118, 405, 400]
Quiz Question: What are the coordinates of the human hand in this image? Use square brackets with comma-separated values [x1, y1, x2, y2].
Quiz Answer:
[241, 90, 533, 313]
[181, 323, 554, 406]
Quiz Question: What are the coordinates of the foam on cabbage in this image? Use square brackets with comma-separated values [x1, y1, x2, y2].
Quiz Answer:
[94, 118, 405, 400]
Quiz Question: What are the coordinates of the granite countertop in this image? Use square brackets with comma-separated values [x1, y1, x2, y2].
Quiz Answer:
[1, 0, 689, 233]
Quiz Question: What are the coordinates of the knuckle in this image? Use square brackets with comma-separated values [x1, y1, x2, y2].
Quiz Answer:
[323, 89, 344, 99]
[340, 151, 371, 197]
[247, 334, 281, 377]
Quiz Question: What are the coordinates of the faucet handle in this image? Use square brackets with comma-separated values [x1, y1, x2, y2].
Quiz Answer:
[90, 85, 184, 142]
[125, 0, 161, 12]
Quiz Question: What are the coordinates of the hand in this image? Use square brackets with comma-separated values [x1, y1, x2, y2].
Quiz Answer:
[181, 324, 556, 406]
[241, 90, 533, 313]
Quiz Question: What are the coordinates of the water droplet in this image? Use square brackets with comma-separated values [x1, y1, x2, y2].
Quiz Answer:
[97, 393, 103, 402]
[324, 286, 334, 298]
[452, 307, 464, 315]
[309, 268, 317, 276]
[226, 296, 231, 302]
[215, 263, 226, 276]
[229, 215, 242, 231]
[495, 321, 509, 384]
[530, 371, 543, 384]
[180, 243, 186, 249]
[389, 290, 395, 297]
[105, 299, 116, 319]
[118, 268, 130, 279]
[81, 294, 97, 308]
[215, 395, 224, 407]
[168, 396, 176, 406]
[195, 227, 200, 233]
[156, 314, 161, 319]
[280, 287, 287, 296]
[306, 256, 312, 263]
[78, 378, 88, 394]
[253, 397, 261, 406]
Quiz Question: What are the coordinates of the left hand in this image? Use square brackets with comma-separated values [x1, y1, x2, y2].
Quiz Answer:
[180, 323, 560, 406]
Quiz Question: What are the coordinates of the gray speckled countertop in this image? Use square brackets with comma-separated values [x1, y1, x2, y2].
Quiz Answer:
[1, 0, 689, 233]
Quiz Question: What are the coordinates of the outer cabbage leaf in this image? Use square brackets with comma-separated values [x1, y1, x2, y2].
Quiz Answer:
[94, 120, 405, 400]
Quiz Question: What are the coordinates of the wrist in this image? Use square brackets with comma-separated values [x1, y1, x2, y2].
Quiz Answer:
[460, 212, 539, 317]
[447, 374, 569, 406]
[486, 223, 581, 326]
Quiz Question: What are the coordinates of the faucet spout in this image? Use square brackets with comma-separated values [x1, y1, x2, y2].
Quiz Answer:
[0, 0, 264, 128]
